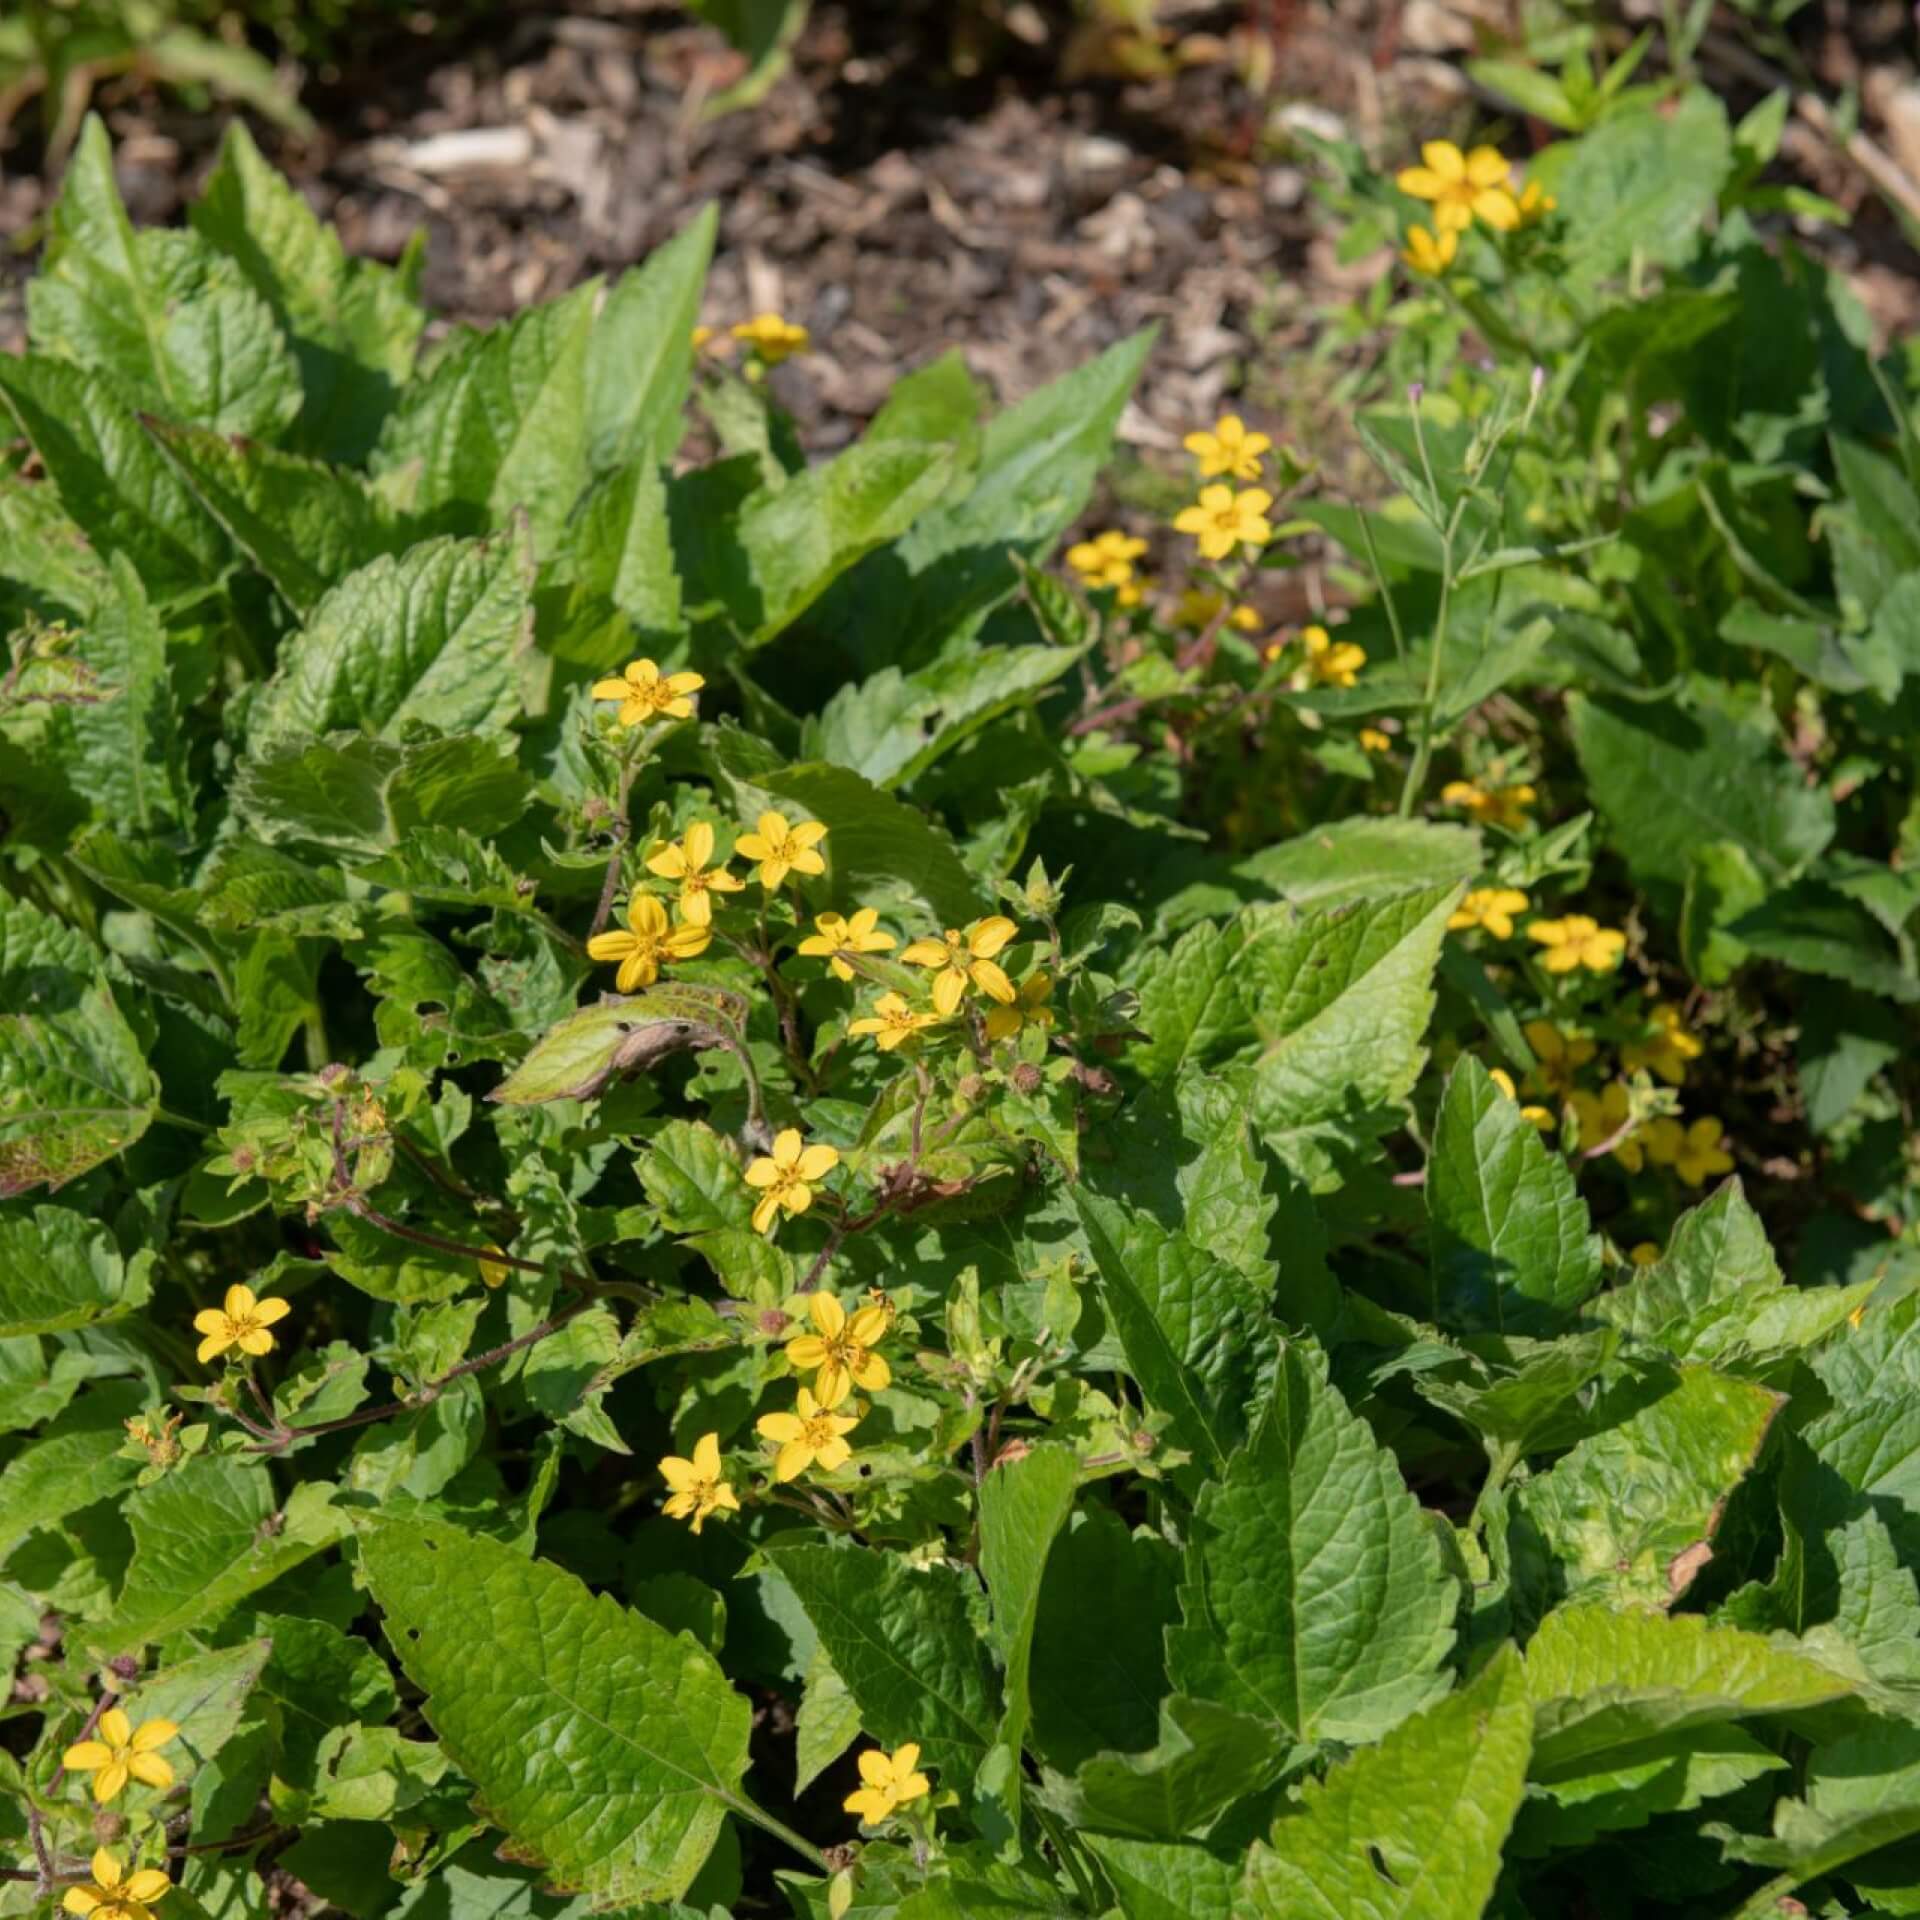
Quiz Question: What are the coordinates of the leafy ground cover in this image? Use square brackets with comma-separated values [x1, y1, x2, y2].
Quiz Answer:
[5, 72, 1920, 1920]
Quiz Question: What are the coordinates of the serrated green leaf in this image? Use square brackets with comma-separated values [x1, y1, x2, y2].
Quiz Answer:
[120, 1638, 271, 1792]
[795, 1642, 863, 1796]
[1082, 1834, 1242, 1920]
[0, 1209, 152, 1338]
[0, 1381, 143, 1554]
[361, 1515, 751, 1905]
[492, 987, 747, 1105]
[1234, 817, 1485, 909]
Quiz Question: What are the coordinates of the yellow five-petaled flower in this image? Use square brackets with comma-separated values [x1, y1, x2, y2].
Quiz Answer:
[1065, 530, 1146, 590]
[1402, 224, 1458, 275]
[1299, 625, 1366, 689]
[732, 312, 809, 362]
[1449, 887, 1529, 941]
[1571, 1081, 1643, 1170]
[1173, 484, 1274, 562]
[1441, 779, 1536, 830]
[797, 907, 895, 982]
[1489, 1068, 1554, 1131]
[844, 1742, 933, 1825]
[984, 972, 1054, 1043]
[785, 1290, 893, 1406]
[1183, 414, 1271, 482]
[591, 658, 705, 727]
[658, 1432, 739, 1534]
[734, 811, 829, 890]
[1396, 140, 1520, 233]
[193, 1284, 289, 1366]
[1523, 1020, 1596, 1097]
[1667, 1116, 1735, 1188]
[63, 1709, 179, 1803]
[848, 991, 942, 1052]
[901, 917, 1018, 1016]
[756, 1385, 861, 1481]
[744, 1128, 840, 1236]
[1528, 914, 1626, 975]
[644, 821, 744, 927]
[587, 894, 711, 992]
[1621, 1002, 1703, 1086]
[62, 1850, 171, 1920]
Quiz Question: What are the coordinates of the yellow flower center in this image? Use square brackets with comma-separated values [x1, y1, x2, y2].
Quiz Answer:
[220, 1309, 266, 1343]
[798, 1412, 841, 1449]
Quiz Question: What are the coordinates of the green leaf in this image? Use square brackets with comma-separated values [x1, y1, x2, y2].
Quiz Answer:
[30, 117, 300, 440]
[1234, 817, 1484, 910]
[491, 987, 749, 1106]
[0, 894, 158, 1197]
[1237, 1649, 1532, 1919]
[1728, 878, 1920, 1002]
[1569, 685, 1834, 891]
[1082, 1835, 1242, 1920]
[361, 1515, 751, 1906]
[95, 1458, 350, 1653]
[766, 1541, 1000, 1784]
[585, 206, 716, 471]
[0, 353, 227, 600]
[1416, 1330, 1617, 1460]
[1426, 1056, 1602, 1337]
[120, 1638, 272, 1793]
[1165, 1343, 1457, 1743]
[0, 1382, 143, 1555]
[191, 120, 425, 464]
[0, 1208, 152, 1338]
[795, 1644, 863, 1796]
[1514, 1366, 1783, 1608]
[372, 284, 598, 551]
[249, 524, 534, 743]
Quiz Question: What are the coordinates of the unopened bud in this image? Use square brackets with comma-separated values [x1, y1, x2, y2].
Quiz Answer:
[1010, 1062, 1043, 1095]
[956, 1074, 987, 1105]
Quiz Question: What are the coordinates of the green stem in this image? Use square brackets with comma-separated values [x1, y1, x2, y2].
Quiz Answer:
[722, 1793, 831, 1873]
[151, 1106, 213, 1137]
[1033, 1800, 1102, 1912]
[1396, 551, 1453, 819]
[1728, 1870, 1800, 1920]
[1469, 1437, 1524, 1537]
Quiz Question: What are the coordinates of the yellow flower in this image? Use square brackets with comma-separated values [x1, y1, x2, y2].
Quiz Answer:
[1359, 727, 1392, 754]
[1183, 414, 1272, 482]
[1640, 1116, 1686, 1169]
[1173, 589, 1260, 632]
[844, 1742, 932, 1825]
[797, 907, 896, 982]
[1440, 780, 1537, 830]
[731, 311, 809, 363]
[658, 1432, 739, 1535]
[848, 991, 942, 1052]
[192, 1284, 290, 1366]
[1515, 178, 1556, 225]
[785, 1290, 893, 1405]
[590, 657, 705, 727]
[478, 1244, 510, 1288]
[734, 810, 829, 890]
[1261, 639, 1286, 665]
[1172, 483, 1274, 562]
[1115, 575, 1148, 609]
[62, 1850, 171, 1920]
[1672, 1117, 1734, 1189]
[1489, 1067, 1553, 1131]
[1065, 530, 1146, 590]
[1402, 224, 1458, 275]
[1621, 1003, 1703, 1087]
[1522, 1020, 1596, 1097]
[984, 972, 1054, 1043]
[1300, 624, 1365, 688]
[1630, 1241, 1661, 1267]
[690, 324, 714, 349]
[743, 1128, 840, 1236]
[586, 893, 711, 992]
[756, 1384, 860, 1481]
[644, 821, 745, 927]
[900, 917, 1019, 1016]
[1570, 1081, 1642, 1171]
[1528, 914, 1626, 975]
[1448, 887, 1529, 941]
[1395, 140, 1520, 233]
[63, 1710, 179, 1804]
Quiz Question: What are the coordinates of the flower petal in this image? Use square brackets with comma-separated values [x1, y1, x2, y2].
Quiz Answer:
[691, 1432, 722, 1478]
[250, 1298, 290, 1327]
[794, 1144, 840, 1182]
[125, 1752, 173, 1789]
[858, 1748, 893, 1787]
[124, 1874, 170, 1905]
[774, 1439, 813, 1483]
[771, 1127, 804, 1167]
[1420, 139, 1466, 179]
[847, 1305, 890, 1347]
[99, 1709, 133, 1749]
[222, 1285, 256, 1320]
[129, 1719, 177, 1753]
[64, 1741, 113, 1771]
[684, 821, 715, 869]
[94, 1759, 130, 1803]
[757, 1412, 803, 1444]
[967, 916, 1017, 959]
[808, 1291, 847, 1339]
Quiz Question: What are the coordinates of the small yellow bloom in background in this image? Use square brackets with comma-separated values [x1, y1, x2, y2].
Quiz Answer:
[590, 658, 705, 727]
[1640, 1116, 1685, 1168]
[1672, 1116, 1735, 1189]
[1299, 625, 1366, 689]
[690, 324, 714, 349]
[797, 907, 896, 982]
[848, 991, 941, 1052]
[756, 1385, 860, 1481]
[743, 1128, 840, 1236]
[786, 1291, 892, 1405]
[1261, 639, 1286, 665]
[1621, 1003, 1704, 1087]
[1173, 483, 1274, 562]
[586, 894, 710, 992]
[731, 311, 809, 363]
[63, 1710, 179, 1803]
[1515, 178, 1556, 224]
[62, 1849, 171, 1920]
[1065, 530, 1147, 590]
[1440, 780, 1536, 830]
[1396, 140, 1520, 233]
[844, 1742, 932, 1825]
[1449, 887, 1529, 941]
[1183, 414, 1272, 482]
[1630, 1241, 1662, 1267]
[984, 972, 1054, 1043]
[478, 1244, 510, 1288]
[658, 1432, 739, 1535]
[734, 810, 829, 890]
[1172, 588, 1260, 632]
[192, 1284, 290, 1366]
[1489, 1068, 1554, 1131]
[1528, 914, 1626, 975]
[1402, 224, 1458, 275]
[1522, 1020, 1596, 1096]
[900, 917, 1019, 1015]
[644, 821, 744, 928]
[1359, 726, 1393, 754]
[1571, 1081, 1642, 1170]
